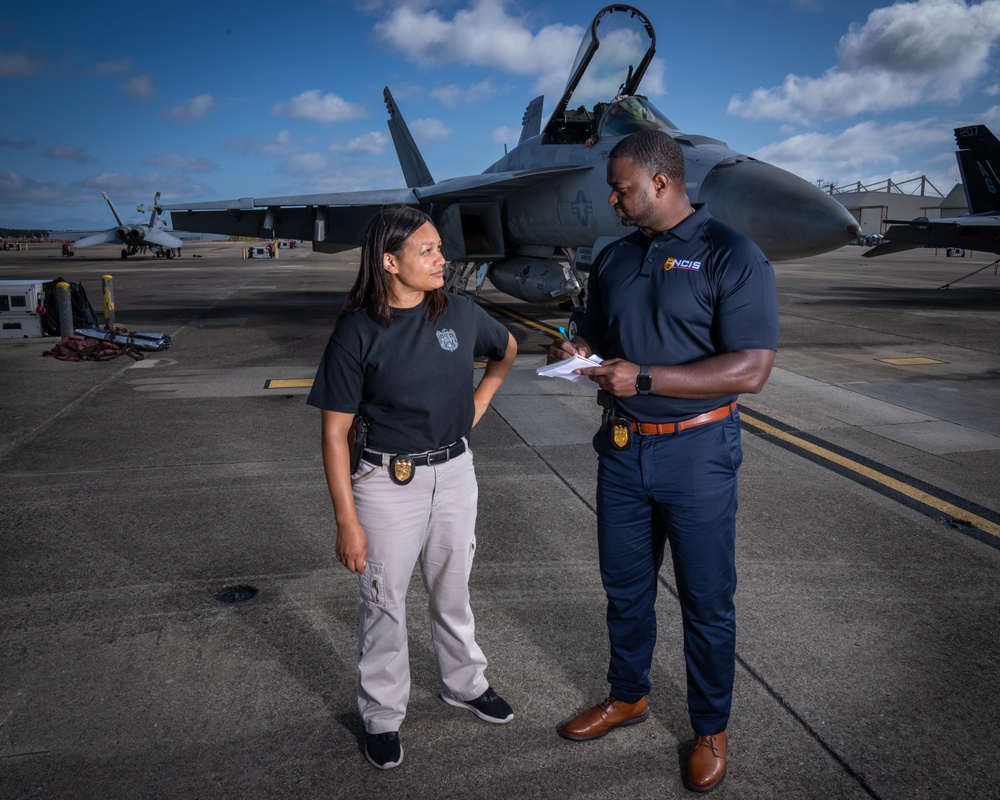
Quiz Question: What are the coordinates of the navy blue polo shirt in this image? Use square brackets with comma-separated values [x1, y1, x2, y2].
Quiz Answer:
[577, 205, 779, 421]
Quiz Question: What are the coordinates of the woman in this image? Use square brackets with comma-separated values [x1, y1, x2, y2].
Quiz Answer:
[307, 206, 517, 770]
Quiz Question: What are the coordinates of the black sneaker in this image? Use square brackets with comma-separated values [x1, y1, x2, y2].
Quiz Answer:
[441, 686, 514, 724]
[364, 731, 403, 769]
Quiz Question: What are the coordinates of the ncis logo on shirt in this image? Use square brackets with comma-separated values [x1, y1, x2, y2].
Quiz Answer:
[664, 257, 701, 271]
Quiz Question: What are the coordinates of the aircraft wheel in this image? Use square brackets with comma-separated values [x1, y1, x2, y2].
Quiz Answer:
[566, 310, 585, 340]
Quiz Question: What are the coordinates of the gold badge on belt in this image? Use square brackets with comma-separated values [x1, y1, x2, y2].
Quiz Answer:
[390, 456, 415, 485]
[611, 419, 632, 450]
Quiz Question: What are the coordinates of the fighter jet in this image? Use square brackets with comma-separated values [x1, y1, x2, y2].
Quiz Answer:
[162, 4, 861, 309]
[864, 125, 1000, 258]
[63, 192, 184, 259]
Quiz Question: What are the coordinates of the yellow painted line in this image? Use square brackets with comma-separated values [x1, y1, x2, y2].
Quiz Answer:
[740, 409, 1000, 540]
[878, 357, 947, 366]
[464, 291, 563, 338]
[268, 367, 486, 389]
[265, 378, 313, 389]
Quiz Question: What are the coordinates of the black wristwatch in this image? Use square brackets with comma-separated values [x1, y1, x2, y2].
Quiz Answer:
[636, 364, 652, 395]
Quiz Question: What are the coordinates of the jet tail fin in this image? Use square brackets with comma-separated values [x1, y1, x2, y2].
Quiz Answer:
[955, 125, 1000, 215]
[519, 96, 544, 145]
[384, 87, 434, 188]
[102, 192, 126, 227]
[148, 192, 163, 227]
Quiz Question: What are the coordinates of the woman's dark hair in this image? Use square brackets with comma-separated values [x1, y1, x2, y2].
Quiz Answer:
[336, 205, 448, 326]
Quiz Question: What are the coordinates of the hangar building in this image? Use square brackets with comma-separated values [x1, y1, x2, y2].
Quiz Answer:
[829, 177, 967, 241]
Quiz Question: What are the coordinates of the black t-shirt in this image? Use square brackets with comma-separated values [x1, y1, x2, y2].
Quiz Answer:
[307, 295, 509, 453]
[578, 205, 779, 421]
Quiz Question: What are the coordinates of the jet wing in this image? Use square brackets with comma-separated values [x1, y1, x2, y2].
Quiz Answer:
[73, 229, 120, 248]
[162, 165, 590, 251]
[866, 124, 1000, 257]
[863, 216, 1000, 257]
[143, 228, 183, 249]
[861, 238, 922, 257]
[413, 164, 590, 203]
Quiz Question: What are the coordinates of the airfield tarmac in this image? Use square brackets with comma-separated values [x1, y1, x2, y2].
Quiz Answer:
[1, 241, 999, 799]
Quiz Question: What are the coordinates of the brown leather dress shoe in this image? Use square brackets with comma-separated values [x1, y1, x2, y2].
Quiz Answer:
[685, 730, 727, 793]
[560, 696, 649, 741]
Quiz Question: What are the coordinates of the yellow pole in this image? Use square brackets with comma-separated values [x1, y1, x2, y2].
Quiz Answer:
[102, 275, 115, 327]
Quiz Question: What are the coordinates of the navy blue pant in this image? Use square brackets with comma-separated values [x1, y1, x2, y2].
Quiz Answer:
[593, 411, 742, 735]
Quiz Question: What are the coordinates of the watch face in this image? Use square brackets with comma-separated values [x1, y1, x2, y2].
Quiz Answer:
[637, 373, 652, 392]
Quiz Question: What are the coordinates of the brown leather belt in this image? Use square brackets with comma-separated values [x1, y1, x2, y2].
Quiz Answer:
[621, 401, 737, 435]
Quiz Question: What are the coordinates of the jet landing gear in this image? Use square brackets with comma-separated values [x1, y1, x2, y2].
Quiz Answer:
[565, 309, 585, 340]
[562, 283, 587, 340]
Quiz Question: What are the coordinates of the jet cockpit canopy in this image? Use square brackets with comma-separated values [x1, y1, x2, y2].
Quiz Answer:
[542, 4, 658, 145]
[596, 95, 677, 139]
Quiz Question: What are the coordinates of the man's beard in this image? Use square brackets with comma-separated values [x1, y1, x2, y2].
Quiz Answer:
[617, 190, 653, 228]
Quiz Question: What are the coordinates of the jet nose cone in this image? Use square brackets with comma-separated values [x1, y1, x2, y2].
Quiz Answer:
[698, 159, 862, 260]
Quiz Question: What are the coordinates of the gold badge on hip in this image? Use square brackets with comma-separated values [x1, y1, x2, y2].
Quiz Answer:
[611, 420, 632, 450]
[390, 456, 415, 485]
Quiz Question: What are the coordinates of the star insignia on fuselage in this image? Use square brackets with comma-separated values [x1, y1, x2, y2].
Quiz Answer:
[571, 190, 594, 225]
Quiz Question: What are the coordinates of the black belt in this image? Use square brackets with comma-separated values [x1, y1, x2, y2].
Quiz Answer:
[362, 439, 466, 467]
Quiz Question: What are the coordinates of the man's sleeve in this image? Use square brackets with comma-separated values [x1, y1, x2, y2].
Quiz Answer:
[715, 247, 779, 352]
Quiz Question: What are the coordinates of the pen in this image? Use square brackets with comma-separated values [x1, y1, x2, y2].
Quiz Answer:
[558, 326, 570, 340]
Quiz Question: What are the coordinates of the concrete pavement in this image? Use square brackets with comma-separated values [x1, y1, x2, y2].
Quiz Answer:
[2, 242, 999, 799]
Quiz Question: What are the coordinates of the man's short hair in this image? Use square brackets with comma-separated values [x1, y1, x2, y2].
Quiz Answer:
[608, 130, 685, 184]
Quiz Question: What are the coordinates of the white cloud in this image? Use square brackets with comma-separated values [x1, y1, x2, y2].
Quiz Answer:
[0, 171, 70, 205]
[142, 154, 217, 172]
[272, 90, 366, 123]
[0, 49, 43, 77]
[409, 118, 452, 144]
[375, 1, 583, 96]
[330, 131, 389, 155]
[78, 172, 212, 201]
[294, 163, 404, 194]
[0, 137, 35, 150]
[751, 119, 953, 185]
[164, 94, 216, 122]
[121, 73, 155, 99]
[95, 58, 131, 76]
[729, 0, 1000, 122]
[492, 126, 519, 145]
[431, 80, 499, 106]
[286, 152, 330, 174]
[43, 145, 95, 164]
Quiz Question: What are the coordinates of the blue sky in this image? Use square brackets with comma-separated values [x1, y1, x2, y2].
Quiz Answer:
[2, 0, 999, 231]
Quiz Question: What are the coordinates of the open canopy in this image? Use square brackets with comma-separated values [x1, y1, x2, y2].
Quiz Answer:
[542, 4, 657, 144]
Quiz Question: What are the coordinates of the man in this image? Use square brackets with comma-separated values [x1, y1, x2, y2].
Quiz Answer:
[550, 129, 778, 793]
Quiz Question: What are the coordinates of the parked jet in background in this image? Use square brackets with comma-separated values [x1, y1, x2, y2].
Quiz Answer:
[68, 192, 183, 259]
[864, 125, 1000, 258]
[52, 192, 223, 259]
[163, 4, 861, 311]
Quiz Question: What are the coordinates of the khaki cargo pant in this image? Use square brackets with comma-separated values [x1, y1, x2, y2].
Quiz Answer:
[350, 446, 489, 734]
